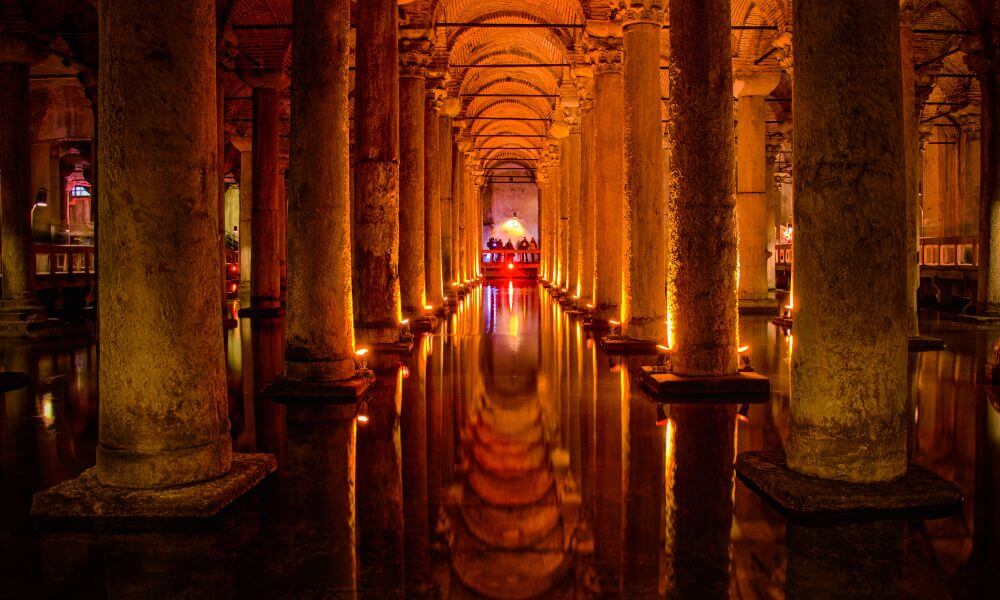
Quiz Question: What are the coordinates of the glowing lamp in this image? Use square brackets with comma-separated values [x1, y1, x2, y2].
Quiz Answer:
[424, 304, 433, 311]
[737, 402, 751, 423]
[356, 413, 369, 425]
[400, 366, 410, 379]
[738, 345, 750, 354]
[400, 319, 410, 325]
[507, 262, 514, 270]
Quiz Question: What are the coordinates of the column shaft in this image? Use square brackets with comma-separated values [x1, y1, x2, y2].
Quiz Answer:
[0, 63, 34, 303]
[736, 95, 769, 301]
[398, 47, 428, 316]
[788, 0, 907, 481]
[558, 139, 570, 289]
[251, 87, 282, 311]
[285, 0, 355, 381]
[567, 128, 583, 296]
[237, 144, 253, 292]
[580, 105, 597, 305]
[973, 47, 999, 312]
[900, 13, 920, 334]
[97, 0, 231, 487]
[591, 39, 625, 321]
[425, 98, 444, 309]
[354, 0, 401, 342]
[439, 118, 454, 287]
[621, 8, 666, 342]
[455, 154, 467, 283]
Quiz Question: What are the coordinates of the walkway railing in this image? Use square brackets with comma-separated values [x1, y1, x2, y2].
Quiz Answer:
[481, 249, 540, 264]
[919, 236, 977, 269]
[32, 244, 95, 288]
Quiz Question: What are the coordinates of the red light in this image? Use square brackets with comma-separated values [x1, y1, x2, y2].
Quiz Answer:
[507, 263, 514, 270]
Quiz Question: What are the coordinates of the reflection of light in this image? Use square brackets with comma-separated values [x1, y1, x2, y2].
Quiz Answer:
[356, 414, 369, 425]
[400, 366, 410, 379]
[656, 404, 668, 426]
[656, 344, 671, 353]
[400, 319, 409, 325]
[41, 393, 55, 428]
[737, 402, 751, 423]
[664, 418, 675, 465]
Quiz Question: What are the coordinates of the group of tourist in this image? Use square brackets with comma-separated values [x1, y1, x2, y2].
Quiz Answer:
[485, 237, 539, 264]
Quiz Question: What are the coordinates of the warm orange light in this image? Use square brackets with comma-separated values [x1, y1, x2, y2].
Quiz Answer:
[656, 344, 671, 353]
[507, 262, 514, 270]
[400, 319, 410, 326]
[738, 345, 750, 354]
[355, 348, 369, 357]
[356, 414, 370, 425]
[609, 320, 620, 326]
[400, 366, 410, 378]
[423, 304, 433, 311]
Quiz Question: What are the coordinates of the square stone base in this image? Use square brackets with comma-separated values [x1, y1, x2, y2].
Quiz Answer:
[599, 335, 658, 355]
[640, 368, 770, 402]
[738, 297, 780, 315]
[31, 453, 277, 521]
[953, 313, 1000, 326]
[411, 316, 438, 333]
[372, 340, 414, 356]
[736, 450, 963, 521]
[262, 375, 372, 415]
[236, 306, 284, 319]
[908, 335, 946, 352]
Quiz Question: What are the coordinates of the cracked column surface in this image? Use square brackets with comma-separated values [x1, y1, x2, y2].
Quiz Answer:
[424, 86, 445, 310]
[97, 0, 233, 487]
[589, 31, 625, 322]
[788, 0, 908, 482]
[620, 2, 666, 343]
[398, 36, 431, 317]
[668, 0, 739, 375]
[284, 0, 356, 381]
[354, 0, 402, 344]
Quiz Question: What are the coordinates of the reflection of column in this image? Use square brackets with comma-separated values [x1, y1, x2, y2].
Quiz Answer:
[402, 345, 430, 594]
[283, 0, 358, 383]
[593, 350, 624, 594]
[0, 25, 48, 305]
[96, 0, 235, 488]
[786, 520, 903, 597]
[231, 136, 253, 294]
[101, 533, 232, 597]
[425, 83, 445, 310]
[668, 0, 738, 374]
[354, 0, 402, 343]
[734, 74, 779, 306]
[588, 31, 625, 322]
[620, 2, 666, 342]
[398, 36, 431, 317]
[788, 0, 907, 481]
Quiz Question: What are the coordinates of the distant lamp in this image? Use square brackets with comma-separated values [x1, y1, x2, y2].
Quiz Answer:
[355, 398, 370, 425]
[34, 188, 49, 208]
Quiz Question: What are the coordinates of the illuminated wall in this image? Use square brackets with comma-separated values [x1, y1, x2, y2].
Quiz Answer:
[485, 183, 539, 245]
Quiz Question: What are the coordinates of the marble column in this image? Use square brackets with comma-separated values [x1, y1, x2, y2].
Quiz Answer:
[788, 0, 907, 481]
[439, 118, 455, 287]
[558, 135, 571, 290]
[283, 0, 358, 383]
[588, 30, 625, 322]
[238, 71, 286, 316]
[960, 115, 981, 237]
[565, 111, 583, 296]
[398, 36, 431, 318]
[620, 2, 666, 343]
[0, 29, 48, 306]
[580, 94, 597, 306]
[354, 0, 402, 343]
[96, 0, 233, 487]
[968, 41, 999, 313]
[734, 74, 780, 309]
[900, 9, 920, 335]
[231, 136, 253, 293]
[454, 150, 467, 285]
[425, 83, 445, 311]
[667, 0, 738, 373]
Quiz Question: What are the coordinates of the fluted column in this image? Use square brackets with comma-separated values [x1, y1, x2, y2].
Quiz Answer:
[588, 29, 625, 322]
[0, 25, 48, 306]
[281, 0, 358, 383]
[398, 36, 431, 317]
[788, 0, 907, 481]
[238, 70, 287, 316]
[96, 0, 233, 487]
[734, 74, 780, 309]
[354, 0, 401, 343]
[424, 81, 445, 311]
[231, 136, 253, 294]
[620, 2, 666, 342]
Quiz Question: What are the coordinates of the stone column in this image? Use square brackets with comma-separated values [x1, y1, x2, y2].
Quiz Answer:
[788, 0, 907, 481]
[558, 135, 571, 290]
[398, 35, 431, 318]
[579, 93, 597, 306]
[425, 82, 445, 311]
[238, 71, 287, 316]
[95, 0, 236, 488]
[667, 0, 738, 373]
[565, 110, 583, 296]
[588, 29, 625, 322]
[620, 2, 666, 343]
[0, 27, 48, 307]
[900, 9, 920, 334]
[734, 74, 780, 310]
[280, 0, 360, 385]
[960, 115, 981, 237]
[354, 0, 401, 343]
[231, 136, 253, 294]
[968, 40, 999, 313]
[439, 118, 455, 287]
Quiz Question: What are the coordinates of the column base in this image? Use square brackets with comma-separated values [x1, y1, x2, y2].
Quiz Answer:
[953, 313, 1000, 326]
[772, 314, 794, 329]
[639, 367, 770, 402]
[31, 453, 276, 521]
[907, 335, 946, 352]
[236, 306, 284, 319]
[262, 375, 373, 416]
[736, 450, 962, 521]
[738, 297, 780, 315]
[598, 334, 658, 356]
[410, 315, 439, 333]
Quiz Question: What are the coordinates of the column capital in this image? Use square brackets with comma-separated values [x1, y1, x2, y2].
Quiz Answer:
[217, 26, 239, 71]
[586, 31, 623, 75]
[772, 30, 793, 77]
[733, 72, 781, 98]
[425, 74, 448, 110]
[230, 135, 252, 153]
[959, 113, 981, 138]
[612, 1, 665, 27]
[399, 35, 432, 79]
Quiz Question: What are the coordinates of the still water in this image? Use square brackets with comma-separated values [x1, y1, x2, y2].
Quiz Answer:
[1, 283, 997, 598]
